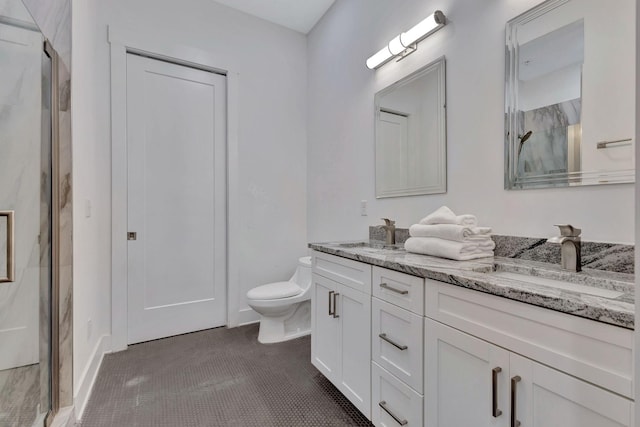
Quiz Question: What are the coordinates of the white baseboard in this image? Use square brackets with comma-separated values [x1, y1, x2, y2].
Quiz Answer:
[237, 307, 260, 326]
[74, 334, 111, 421]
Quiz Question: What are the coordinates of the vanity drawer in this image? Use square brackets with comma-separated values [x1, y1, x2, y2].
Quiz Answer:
[372, 298, 423, 393]
[372, 362, 423, 427]
[372, 266, 424, 315]
[313, 251, 372, 294]
[425, 280, 634, 399]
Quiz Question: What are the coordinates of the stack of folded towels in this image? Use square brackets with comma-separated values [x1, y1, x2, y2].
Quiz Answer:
[404, 206, 495, 261]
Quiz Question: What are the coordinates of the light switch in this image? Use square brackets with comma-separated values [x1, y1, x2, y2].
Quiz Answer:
[360, 200, 368, 216]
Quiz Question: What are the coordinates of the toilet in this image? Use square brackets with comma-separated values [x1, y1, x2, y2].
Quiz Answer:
[246, 256, 313, 344]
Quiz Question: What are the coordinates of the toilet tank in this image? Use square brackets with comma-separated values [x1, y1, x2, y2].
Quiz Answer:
[292, 256, 312, 290]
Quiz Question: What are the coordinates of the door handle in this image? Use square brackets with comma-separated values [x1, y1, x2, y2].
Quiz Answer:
[378, 401, 408, 426]
[0, 211, 15, 283]
[332, 292, 339, 318]
[511, 375, 521, 427]
[328, 291, 334, 316]
[492, 367, 502, 418]
[378, 333, 408, 350]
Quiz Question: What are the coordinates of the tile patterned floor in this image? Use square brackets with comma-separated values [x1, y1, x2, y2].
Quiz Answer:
[0, 363, 40, 427]
[79, 324, 374, 427]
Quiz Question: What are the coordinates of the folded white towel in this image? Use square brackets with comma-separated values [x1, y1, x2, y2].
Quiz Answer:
[419, 206, 477, 227]
[404, 237, 495, 261]
[409, 224, 492, 242]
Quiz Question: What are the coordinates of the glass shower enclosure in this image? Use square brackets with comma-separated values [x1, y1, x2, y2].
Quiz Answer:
[0, 0, 57, 425]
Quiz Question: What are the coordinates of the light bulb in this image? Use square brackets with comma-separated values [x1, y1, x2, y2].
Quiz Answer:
[366, 45, 393, 69]
[388, 35, 405, 55]
[400, 10, 446, 47]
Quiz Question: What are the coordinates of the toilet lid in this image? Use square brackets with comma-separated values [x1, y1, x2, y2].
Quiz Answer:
[247, 281, 303, 300]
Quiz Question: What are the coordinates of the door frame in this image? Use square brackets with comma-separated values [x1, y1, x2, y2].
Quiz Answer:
[108, 26, 241, 352]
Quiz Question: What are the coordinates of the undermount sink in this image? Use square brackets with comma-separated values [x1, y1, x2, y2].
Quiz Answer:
[489, 270, 625, 298]
[481, 261, 630, 299]
[336, 241, 404, 252]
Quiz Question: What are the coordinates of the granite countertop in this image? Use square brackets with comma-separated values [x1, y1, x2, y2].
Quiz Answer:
[309, 241, 635, 329]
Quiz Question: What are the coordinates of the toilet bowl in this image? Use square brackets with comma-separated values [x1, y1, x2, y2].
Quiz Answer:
[247, 256, 312, 344]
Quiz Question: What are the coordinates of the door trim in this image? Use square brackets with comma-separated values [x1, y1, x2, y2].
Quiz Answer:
[108, 26, 241, 352]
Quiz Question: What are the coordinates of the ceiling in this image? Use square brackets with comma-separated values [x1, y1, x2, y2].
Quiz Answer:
[212, 0, 335, 34]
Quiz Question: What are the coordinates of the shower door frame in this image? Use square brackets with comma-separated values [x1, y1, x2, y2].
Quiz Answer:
[43, 39, 61, 427]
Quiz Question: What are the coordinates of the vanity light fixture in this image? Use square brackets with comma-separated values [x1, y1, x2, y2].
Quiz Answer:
[366, 11, 446, 70]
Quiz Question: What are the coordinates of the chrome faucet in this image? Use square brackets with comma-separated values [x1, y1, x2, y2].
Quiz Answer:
[547, 224, 582, 272]
[381, 218, 396, 245]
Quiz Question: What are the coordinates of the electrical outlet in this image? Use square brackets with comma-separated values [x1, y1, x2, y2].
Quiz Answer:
[85, 199, 92, 218]
[360, 200, 368, 216]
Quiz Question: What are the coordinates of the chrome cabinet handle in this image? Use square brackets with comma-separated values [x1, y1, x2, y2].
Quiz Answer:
[332, 292, 339, 318]
[379, 333, 408, 350]
[328, 291, 334, 316]
[0, 211, 15, 283]
[492, 367, 502, 418]
[380, 282, 408, 295]
[379, 401, 408, 426]
[511, 375, 521, 427]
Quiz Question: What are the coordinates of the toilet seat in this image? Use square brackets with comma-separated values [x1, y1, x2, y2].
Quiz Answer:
[247, 281, 303, 300]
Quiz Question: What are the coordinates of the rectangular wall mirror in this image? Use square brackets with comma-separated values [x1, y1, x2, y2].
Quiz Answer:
[505, 0, 635, 189]
[375, 57, 447, 198]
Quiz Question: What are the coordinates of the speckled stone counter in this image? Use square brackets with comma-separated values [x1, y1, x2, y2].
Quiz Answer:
[309, 241, 635, 329]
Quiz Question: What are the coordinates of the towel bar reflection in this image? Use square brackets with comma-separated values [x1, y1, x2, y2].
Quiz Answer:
[1, 211, 15, 283]
[596, 138, 632, 149]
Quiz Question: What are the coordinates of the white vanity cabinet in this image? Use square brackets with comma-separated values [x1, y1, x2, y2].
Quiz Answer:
[310, 249, 634, 427]
[311, 252, 372, 418]
[425, 318, 633, 427]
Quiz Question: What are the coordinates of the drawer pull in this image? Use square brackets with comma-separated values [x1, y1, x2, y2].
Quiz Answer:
[328, 291, 334, 316]
[492, 367, 502, 418]
[379, 333, 408, 350]
[380, 282, 408, 295]
[332, 292, 339, 318]
[511, 375, 521, 427]
[379, 401, 408, 426]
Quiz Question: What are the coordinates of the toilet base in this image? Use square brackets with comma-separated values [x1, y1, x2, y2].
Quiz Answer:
[257, 300, 311, 344]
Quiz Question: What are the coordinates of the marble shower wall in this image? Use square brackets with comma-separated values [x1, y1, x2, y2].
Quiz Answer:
[517, 98, 581, 176]
[21, 0, 73, 408]
[0, 20, 43, 373]
[57, 59, 72, 407]
[0, 6, 47, 425]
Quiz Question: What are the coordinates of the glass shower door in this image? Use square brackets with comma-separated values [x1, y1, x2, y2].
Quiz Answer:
[0, 0, 54, 425]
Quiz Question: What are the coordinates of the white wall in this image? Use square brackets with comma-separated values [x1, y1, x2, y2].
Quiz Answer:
[72, 0, 307, 414]
[307, 0, 635, 244]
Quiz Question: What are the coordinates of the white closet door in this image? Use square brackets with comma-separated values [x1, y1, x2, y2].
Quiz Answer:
[126, 54, 227, 344]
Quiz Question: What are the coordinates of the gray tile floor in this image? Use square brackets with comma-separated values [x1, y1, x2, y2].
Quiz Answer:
[79, 324, 374, 427]
[0, 364, 40, 427]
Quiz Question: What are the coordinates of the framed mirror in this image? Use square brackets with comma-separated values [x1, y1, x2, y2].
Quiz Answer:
[375, 57, 447, 198]
[505, 0, 635, 189]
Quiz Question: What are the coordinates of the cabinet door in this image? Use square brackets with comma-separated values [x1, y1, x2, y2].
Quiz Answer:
[509, 353, 633, 427]
[425, 318, 509, 427]
[311, 274, 340, 382]
[337, 283, 372, 418]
